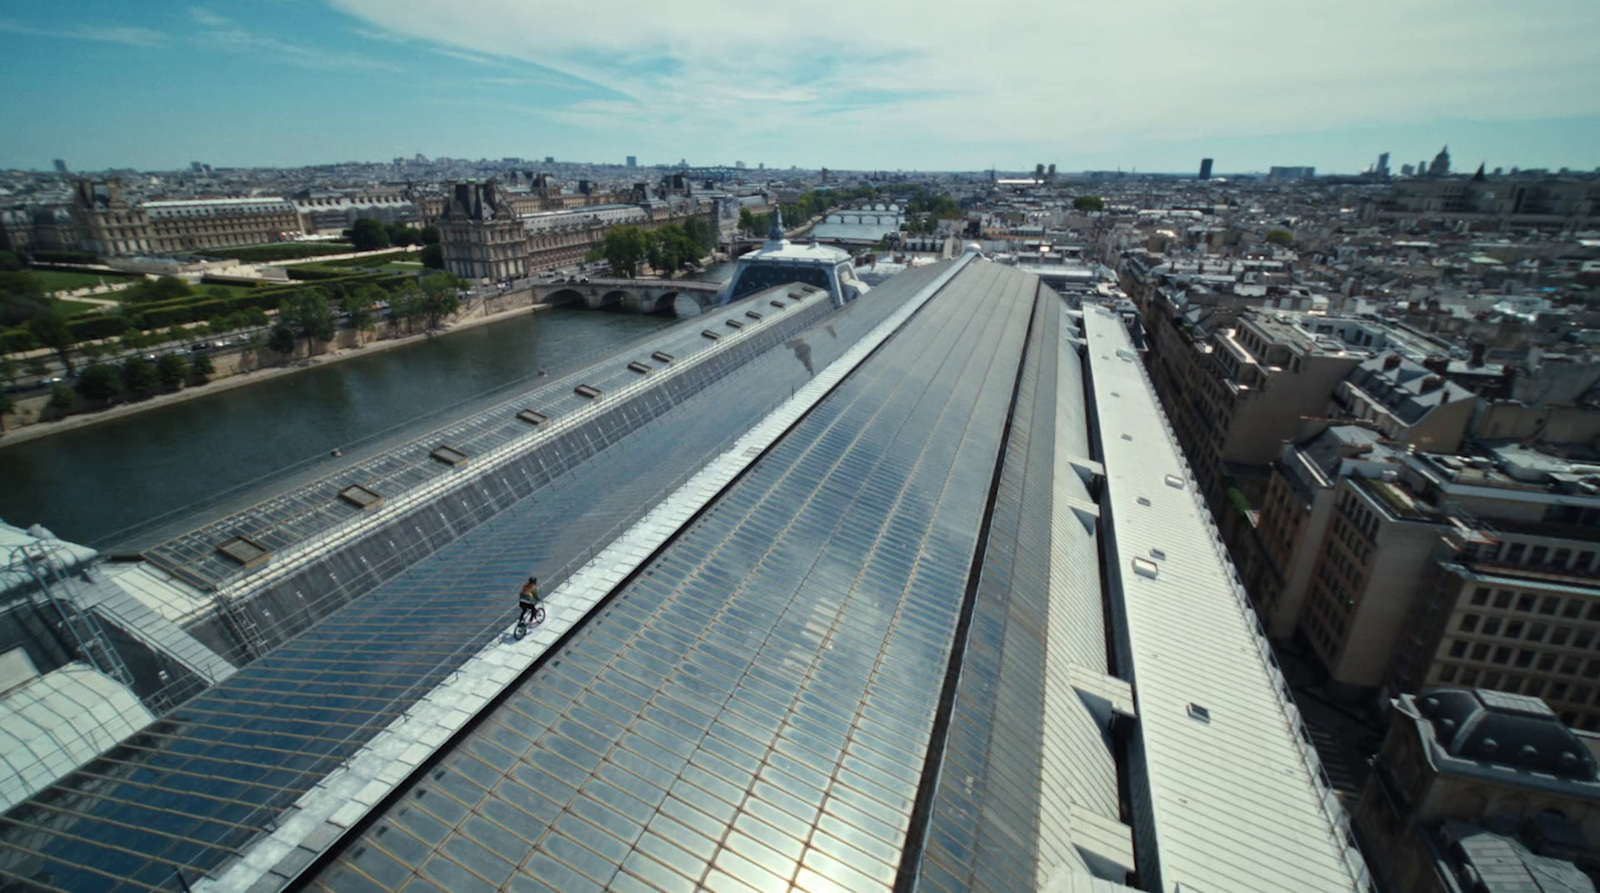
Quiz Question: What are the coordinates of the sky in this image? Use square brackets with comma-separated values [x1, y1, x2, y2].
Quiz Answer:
[2, 0, 1599, 174]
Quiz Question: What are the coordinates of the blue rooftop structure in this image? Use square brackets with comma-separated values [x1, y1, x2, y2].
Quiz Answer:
[0, 258, 1371, 893]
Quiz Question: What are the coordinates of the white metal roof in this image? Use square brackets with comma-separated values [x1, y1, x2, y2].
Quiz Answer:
[1082, 305, 1371, 893]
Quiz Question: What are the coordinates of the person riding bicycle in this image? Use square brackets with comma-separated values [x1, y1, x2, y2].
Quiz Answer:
[517, 577, 540, 626]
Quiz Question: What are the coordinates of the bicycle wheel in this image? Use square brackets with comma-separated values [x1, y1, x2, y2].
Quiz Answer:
[534, 605, 546, 625]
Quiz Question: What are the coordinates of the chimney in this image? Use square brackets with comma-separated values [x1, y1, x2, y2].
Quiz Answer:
[1422, 356, 1449, 375]
[1383, 354, 1402, 371]
[1420, 375, 1444, 394]
[1469, 343, 1486, 368]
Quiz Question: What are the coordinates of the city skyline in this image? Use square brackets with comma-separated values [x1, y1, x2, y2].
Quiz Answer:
[1, 0, 1598, 174]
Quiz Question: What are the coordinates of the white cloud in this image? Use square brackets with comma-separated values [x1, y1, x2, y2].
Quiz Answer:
[330, 0, 1600, 163]
[0, 20, 166, 47]
[190, 7, 397, 71]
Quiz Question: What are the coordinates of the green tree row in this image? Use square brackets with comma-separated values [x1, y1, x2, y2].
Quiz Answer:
[589, 219, 718, 279]
[344, 219, 441, 252]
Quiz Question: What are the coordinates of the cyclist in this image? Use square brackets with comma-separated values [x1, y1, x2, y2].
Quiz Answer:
[518, 577, 541, 627]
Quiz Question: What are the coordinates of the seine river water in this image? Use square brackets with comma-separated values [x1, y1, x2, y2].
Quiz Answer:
[0, 263, 735, 547]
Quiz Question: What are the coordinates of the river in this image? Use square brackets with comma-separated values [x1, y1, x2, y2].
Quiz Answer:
[0, 262, 737, 548]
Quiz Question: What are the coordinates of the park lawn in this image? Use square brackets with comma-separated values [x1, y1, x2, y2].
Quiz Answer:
[52, 298, 107, 316]
[30, 269, 136, 293]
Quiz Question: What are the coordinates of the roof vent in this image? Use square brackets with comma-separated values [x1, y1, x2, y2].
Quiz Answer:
[338, 485, 383, 510]
[216, 536, 270, 568]
[1137, 497, 1152, 507]
[725, 319, 744, 330]
[1482, 737, 1498, 755]
[627, 361, 651, 375]
[1150, 548, 1166, 560]
[1133, 557, 1160, 579]
[651, 351, 674, 364]
[1165, 474, 1185, 489]
[516, 409, 548, 425]
[1121, 434, 1133, 442]
[1519, 745, 1539, 761]
[573, 384, 602, 399]
[770, 300, 787, 310]
[745, 310, 763, 321]
[701, 329, 720, 340]
[1187, 703, 1211, 723]
[430, 445, 469, 466]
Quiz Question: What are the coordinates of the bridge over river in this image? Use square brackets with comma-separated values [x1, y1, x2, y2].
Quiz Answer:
[528, 277, 723, 313]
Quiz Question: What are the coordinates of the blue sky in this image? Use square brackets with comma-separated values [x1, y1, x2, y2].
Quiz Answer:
[2, 0, 1598, 174]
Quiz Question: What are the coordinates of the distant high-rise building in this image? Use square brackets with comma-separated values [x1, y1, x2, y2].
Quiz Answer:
[190, 161, 204, 173]
[1376, 152, 1390, 177]
[1428, 145, 1451, 178]
[52, 159, 68, 174]
[734, 161, 746, 170]
[1034, 163, 1046, 180]
[758, 162, 764, 170]
[1198, 158, 1214, 180]
[1047, 163, 1056, 182]
[1400, 163, 1416, 176]
[544, 156, 555, 164]
[1267, 166, 1316, 180]
[625, 156, 637, 168]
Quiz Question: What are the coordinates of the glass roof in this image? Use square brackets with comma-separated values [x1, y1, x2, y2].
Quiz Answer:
[0, 274, 949, 893]
[303, 261, 1041, 893]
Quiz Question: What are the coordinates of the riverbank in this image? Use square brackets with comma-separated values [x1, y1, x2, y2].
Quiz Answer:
[0, 295, 553, 450]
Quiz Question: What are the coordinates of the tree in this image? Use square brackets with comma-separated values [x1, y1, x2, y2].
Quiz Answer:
[77, 363, 121, 401]
[346, 218, 391, 252]
[738, 208, 757, 235]
[420, 273, 462, 330]
[278, 288, 336, 355]
[1, 356, 18, 389]
[1265, 229, 1295, 247]
[420, 243, 444, 269]
[119, 329, 149, 353]
[24, 357, 48, 378]
[682, 217, 715, 256]
[386, 222, 420, 247]
[0, 388, 13, 429]
[0, 250, 23, 272]
[0, 271, 50, 327]
[120, 355, 158, 395]
[48, 383, 74, 411]
[27, 313, 75, 373]
[1073, 196, 1105, 213]
[125, 276, 191, 303]
[157, 353, 189, 390]
[419, 225, 441, 245]
[598, 226, 650, 278]
[647, 224, 700, 277]
[189, 352, 214, 384]
[342, 285, 382, 344]
[266, 321, 298, 356]
[388, 284, 425, 333]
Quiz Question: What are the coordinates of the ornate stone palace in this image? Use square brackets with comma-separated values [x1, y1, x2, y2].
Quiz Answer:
[70, 179, 303, 256]
[437, 176, 757, 282]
